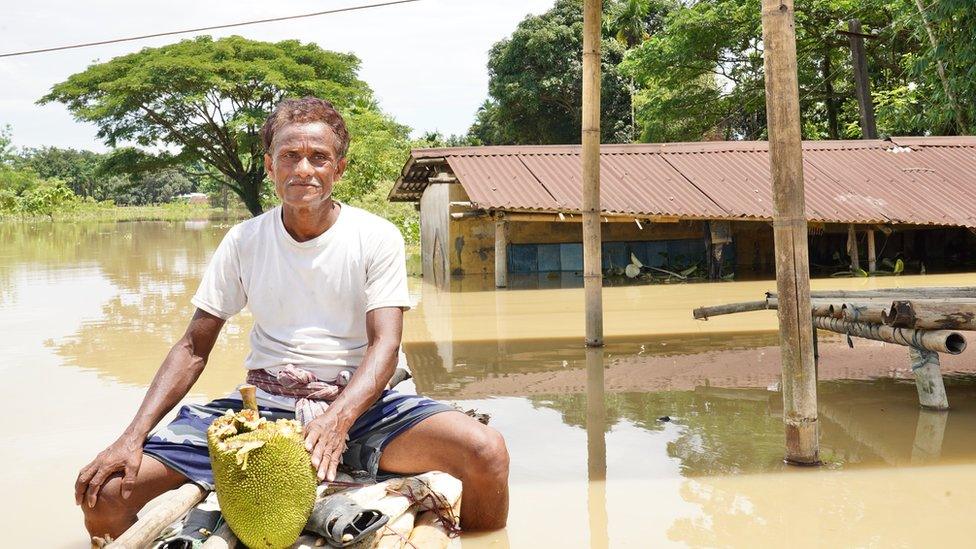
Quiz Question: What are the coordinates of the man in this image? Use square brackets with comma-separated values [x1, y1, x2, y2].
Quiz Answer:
[76, 97, 509, 539]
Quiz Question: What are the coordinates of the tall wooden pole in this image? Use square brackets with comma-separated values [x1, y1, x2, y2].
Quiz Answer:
[761, 0, 819, 465]
[582, 0, 604, 347]
[846, 19, 877, 139]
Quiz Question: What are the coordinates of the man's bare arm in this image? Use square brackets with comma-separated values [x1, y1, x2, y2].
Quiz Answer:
[303, 306, 403, 481]
[75, 308, 225, 507]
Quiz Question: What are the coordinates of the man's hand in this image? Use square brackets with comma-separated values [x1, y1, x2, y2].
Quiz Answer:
[75, 436, 143, 508]
[303, 410, 351, 482]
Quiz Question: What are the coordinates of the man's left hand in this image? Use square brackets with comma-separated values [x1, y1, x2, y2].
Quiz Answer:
[303, 409, 350, 482]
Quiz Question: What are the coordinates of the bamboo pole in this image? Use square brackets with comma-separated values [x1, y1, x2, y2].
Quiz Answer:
[494, 219, 508, 288]
[693, 300, 769, 319]
[106, 484, 207, 549]
[909, 347, 949, 410]
[769, 287, 976, 299]
[812, 316, 967, 354]
[763, 0, 819, 464]
[840, 302, 888, 324]
[582, 0, 603, 347]
[884, 301, 976, 331]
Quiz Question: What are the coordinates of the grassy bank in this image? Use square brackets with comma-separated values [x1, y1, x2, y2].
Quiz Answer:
[0, 202, 243, 223]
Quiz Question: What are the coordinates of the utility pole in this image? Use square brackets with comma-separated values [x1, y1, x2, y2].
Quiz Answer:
[582, 0, 604, 347]
[837, 19, 878, 139]
[761, 0, 819, 465]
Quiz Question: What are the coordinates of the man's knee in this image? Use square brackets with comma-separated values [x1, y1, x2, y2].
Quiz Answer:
[81, 477, 139, 538]
[462, 426, 509, 480]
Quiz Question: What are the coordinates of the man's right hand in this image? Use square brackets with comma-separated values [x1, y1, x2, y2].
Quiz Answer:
[75, 436, 143, 508]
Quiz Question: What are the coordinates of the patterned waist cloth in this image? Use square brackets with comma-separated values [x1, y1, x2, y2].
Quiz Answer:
[245, 364, 350, 426]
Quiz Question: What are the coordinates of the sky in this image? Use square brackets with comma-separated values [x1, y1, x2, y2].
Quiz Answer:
[0, 0, 555, 151]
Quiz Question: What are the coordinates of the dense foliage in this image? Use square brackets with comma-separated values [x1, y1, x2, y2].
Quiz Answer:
[470, 0, 634, 144]
[471, 0, 973, 144]
[42, 36, 409, 215]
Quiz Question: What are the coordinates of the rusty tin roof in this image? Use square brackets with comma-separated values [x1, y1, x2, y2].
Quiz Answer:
[390, 137, 976, 227]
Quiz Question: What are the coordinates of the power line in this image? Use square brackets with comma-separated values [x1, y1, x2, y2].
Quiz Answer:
[0, 0, 422, 59]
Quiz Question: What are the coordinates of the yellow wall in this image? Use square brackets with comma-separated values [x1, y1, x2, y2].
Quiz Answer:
[419, 185, 778, 279]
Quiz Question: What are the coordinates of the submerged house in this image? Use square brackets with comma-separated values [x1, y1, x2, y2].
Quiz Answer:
[389, 137, 976, 290]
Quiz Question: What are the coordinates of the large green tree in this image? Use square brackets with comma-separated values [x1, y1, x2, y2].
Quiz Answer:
[620, 0, 931, 142]
[471, 0, 634, 145]
[41, 35, 408, 216]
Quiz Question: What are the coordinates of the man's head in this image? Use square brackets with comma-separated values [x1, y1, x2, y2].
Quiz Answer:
[261, 97, 350, 209]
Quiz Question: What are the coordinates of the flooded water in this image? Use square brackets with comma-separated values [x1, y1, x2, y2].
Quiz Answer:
[3, 220, 976, 547]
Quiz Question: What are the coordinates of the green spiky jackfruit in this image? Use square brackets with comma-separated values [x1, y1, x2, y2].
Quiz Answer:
[207, 409, 317, 549]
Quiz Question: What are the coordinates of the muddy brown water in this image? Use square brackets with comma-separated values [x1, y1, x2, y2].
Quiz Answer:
[3, 221, 976, 547]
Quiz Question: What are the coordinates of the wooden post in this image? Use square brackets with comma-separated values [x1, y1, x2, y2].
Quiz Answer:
[846, 19, 877, 139]
[909, 347, 949, 410]
[494, 218, 508, 288]
[761, 0, 819, 465]
[582, 0, 604, 347]
[847, 224, 860, 271]
[866, 228, 876, 272]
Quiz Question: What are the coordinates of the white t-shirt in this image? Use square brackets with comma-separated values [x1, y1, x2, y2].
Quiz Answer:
[192, 204, 412, 385]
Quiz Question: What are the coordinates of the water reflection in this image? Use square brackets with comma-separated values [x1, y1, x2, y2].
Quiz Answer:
[586, 348, 608, 549]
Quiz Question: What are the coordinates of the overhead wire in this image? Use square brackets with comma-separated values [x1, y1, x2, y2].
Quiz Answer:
[0, 0, 422, 59]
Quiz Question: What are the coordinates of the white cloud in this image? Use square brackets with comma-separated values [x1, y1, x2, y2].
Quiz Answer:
[0, 0, 554, 150]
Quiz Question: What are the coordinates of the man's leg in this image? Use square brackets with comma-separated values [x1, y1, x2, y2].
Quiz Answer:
[82, 454, 188, 539]
[379, 411, 509, 530]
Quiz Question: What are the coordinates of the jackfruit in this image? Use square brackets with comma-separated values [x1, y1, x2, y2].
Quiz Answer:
[207, 408, 317, 549]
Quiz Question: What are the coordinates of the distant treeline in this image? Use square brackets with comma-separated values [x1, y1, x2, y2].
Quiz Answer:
[0, 127, 213, 219]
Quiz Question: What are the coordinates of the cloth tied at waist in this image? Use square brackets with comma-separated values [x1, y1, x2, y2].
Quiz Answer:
[245, 364, 351, 426]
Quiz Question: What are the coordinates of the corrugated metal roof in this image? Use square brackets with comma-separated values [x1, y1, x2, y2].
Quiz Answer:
[391, 137, 976, 227]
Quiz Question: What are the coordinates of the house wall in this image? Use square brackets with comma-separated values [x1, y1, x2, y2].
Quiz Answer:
[419, 182, 974, 284]
[458, 218, 781, 277]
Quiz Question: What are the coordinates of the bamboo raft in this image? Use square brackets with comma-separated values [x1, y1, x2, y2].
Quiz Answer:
[100, 470, 461, 549]
[693, 286, 976, 410]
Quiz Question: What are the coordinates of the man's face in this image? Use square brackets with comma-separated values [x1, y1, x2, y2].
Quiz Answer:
[265, 121, 348, 209]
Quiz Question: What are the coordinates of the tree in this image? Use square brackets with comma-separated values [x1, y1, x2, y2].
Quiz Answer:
[621, 0, 925, 141]
[473, 0, 633, 145]
[41, 35, 408, 216]
[16, 147, 104, 198]
[899, 0, 973, 134]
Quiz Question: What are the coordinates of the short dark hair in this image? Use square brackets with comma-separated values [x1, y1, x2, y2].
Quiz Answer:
[260, 96, 350, 159]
